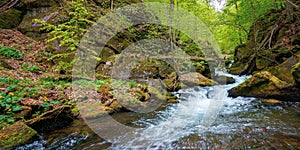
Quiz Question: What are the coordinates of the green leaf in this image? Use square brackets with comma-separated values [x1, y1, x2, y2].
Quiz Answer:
[50, 100, 60, 105]
[6, 85, 17, 91]
[12, 105, 23, 112]
[40, 103, 50, 108]
[7, 117, 15, 123]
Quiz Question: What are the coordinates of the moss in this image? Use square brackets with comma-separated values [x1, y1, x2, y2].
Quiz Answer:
[228, 62, 245, 75]
[0, 121, 37, 149]
[180, 72, 216, 86]
[167, 99, 179, 103]
[132, 89, 150, 101]
[228, 71, 299, 101]
[0, 9, 23, 29]
[25, 105, 74, 132]
[292, 62, 300, 85]
[256, 59, 271, 70]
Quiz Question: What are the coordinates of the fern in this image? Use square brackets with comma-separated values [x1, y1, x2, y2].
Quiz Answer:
[33, 0, 97, 73]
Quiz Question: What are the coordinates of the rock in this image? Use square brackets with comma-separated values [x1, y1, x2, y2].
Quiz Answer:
[180, 72, 216, 87]
[163, 72, 180, 91]
[0, 121, 37, 149]
[167, 99, 179, 103]
[292, 62, 300, 86]
[25, 105, 74, 132]
[262, 99, 281, 104]
[17, 0, 61, 39]
[213, 75, 235, 85]
[0, 8, 23, 29]
[228, 71, 300, 102]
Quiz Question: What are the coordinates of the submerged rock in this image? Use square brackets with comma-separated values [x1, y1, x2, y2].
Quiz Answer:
[214, 75, 235, 85]
[0, 121, 37, 149]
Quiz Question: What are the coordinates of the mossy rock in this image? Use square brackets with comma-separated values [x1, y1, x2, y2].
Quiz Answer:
[292, 62, 300, 86]
[228, 71, 300, 102]
[180, 72, 216, 87]
[25, 105, 74, 132]
[96, 54, 120, 76]
[131, 88, 151, 101]
[163, 72, 180, 91]
[0, 121, 37, 149]
[214, 75, 235, 85]
[256, 58, 271, 70]
[0, 8, 23, 29]
[17, 1, 60, 39]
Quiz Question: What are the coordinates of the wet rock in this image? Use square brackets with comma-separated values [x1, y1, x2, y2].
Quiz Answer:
[228, 71, 300, 102]
[180, 72, 216, 87]
[214, 75, 235, 85]
[25, 105, 74, 133]
[0, 121, 37, 149]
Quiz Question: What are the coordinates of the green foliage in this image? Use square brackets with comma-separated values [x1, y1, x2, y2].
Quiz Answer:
[33, 0, 96, 72]
[143, 0, 278, 54]
[0, 78, 43, 124]
[20, 63, 43, 73]
[40, 100, 61, 108]
[128, 80, 137, 88]
[0, 46, 24, 59]
[0, 91, 23, 124]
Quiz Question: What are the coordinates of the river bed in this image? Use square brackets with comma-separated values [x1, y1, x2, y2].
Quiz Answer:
[16, 72, 300, 149]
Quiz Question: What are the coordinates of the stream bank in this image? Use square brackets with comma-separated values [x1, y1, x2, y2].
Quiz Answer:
[228, 4, 300, 101]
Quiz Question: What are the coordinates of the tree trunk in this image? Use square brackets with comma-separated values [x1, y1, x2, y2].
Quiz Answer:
[249, 0, 257, 47]
[110, 0, 113, 11]
[169, 0, 174, 49]
[234, 0, 243, 45]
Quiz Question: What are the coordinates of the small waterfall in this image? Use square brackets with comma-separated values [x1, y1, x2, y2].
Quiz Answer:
[108, 71, 250, 149]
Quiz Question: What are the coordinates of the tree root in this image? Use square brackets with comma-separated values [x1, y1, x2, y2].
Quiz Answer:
[239, 54, 256, 75]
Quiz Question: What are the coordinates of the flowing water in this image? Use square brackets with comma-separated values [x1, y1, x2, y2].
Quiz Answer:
[17, 72, 300, 149]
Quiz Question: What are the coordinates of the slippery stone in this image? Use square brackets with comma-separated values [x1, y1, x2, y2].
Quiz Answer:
[0, 121, 37, 149]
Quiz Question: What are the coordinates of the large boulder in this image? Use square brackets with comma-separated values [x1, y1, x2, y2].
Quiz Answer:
[17, 0, 61, 39]
[229, 52, 300, 102]
[228, 71, 300, 102]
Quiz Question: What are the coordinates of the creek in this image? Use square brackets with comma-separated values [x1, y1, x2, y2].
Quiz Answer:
[16, 71, 300, 149]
